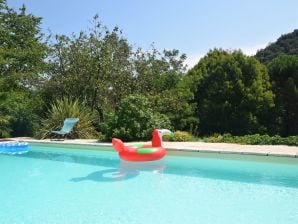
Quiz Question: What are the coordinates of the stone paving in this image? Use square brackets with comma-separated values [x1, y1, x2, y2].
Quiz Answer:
[13, 137, 298, 158]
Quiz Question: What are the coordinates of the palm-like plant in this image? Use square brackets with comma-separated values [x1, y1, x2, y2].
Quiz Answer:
[37, 98, 98, 139]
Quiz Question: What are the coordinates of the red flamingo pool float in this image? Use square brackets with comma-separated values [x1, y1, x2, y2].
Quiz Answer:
[112, 129, 172, 162]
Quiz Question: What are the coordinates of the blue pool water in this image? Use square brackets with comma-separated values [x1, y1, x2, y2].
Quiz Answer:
[0, 143, 298, 224]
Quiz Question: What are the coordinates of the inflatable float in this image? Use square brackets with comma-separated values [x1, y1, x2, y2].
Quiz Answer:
[112, 129, 172, 162]
[0, 141, 29, 154]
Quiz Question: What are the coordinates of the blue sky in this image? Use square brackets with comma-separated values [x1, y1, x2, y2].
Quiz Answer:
[7, 0, 298, 67]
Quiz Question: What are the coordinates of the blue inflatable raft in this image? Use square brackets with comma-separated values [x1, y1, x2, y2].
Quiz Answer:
[0, 141, 29, 154]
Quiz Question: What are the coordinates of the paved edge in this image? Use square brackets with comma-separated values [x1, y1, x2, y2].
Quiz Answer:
[12, 138, 298, 159]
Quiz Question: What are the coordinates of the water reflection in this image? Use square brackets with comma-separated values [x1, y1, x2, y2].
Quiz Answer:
[70, 160, 166, 182]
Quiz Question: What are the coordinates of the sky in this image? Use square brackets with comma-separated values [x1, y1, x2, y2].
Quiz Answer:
[7, 0, 298, 68]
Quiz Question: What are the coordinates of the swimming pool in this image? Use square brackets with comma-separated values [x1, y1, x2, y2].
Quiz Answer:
[1, 143, 297, 224]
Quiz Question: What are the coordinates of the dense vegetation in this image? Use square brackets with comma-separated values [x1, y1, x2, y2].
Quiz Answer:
[0, 1, 48, 137]
[256, 29, 298, 64]
[267, 55, 298, 136]
[200, 134, 298, 146]
[187, 49, 274, 135]
[0, 1, 297, 145]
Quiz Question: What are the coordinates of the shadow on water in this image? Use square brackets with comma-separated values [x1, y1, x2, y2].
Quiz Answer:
[9, 149, 298, 188]
[70, 160, 166, 183]
[16, 150, 120, 168]
[70, 168, 138, 182]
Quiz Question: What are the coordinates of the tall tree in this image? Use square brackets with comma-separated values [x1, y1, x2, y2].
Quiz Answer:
[0, 0, 48, 89]
[0, 0, 48, 137]
[44, 16, 133, 121]
[133, 47, 196, 131]
[133, 48, 186, 93]
[45, 17, 194, 130]
[268, 55, 298, 136]
[187, 49, 274, 135]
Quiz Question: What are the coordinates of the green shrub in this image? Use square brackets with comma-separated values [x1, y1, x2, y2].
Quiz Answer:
[201, 134, 298, 146]
[102, 95, 172, 141]
[36, 98, 99, 139]
[0, 115, 11, 138]
[0, 91, 43, 137]
[162, 131, 195, 142]
[9, 100, 41, 137]
[172, 131, 195, 142]
[284, 136, 298, 146]
[162, 133, 172, 141]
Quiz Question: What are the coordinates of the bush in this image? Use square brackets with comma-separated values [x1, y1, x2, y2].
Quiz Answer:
[172, 131, 195, 142]
[9, 98, 42, 137]
[201, 133, 225, 143]
[102, 95, 172, 141]
[162, 133, 172, 141]
[0, 115, 11, 138]
[36, 98, 99, 139]
[162, 131, 196, 142]
[201, 134, 298, 146]
[0, 91, 43, 137]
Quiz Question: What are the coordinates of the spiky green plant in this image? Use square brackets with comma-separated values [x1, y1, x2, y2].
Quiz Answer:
[36, 98, 98, 139]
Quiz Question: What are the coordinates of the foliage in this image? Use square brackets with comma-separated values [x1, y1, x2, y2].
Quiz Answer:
[201, 133, 298, 146]
[0, 114, 11, 138]
[43, 16, 133, 121]
[256, 29, 298, 64]
[268, 55, 298, 135]
[187, 49, 274, 135]
[102, 94, 172, 141]
[0, 0, 48, 137]
[0, 84, 11, 137]
[133, 48, 187, 93]
[37, 98, 98, 139]
[0, 1, 48, 89]
[2, 91, 43, 137]
[1, 0, 297, 140]
[163, 131, 196, 142]
[44, 19, 192, 133]
[132, 47, 197, 132]
[147, 88, 198, 132]
[44, 30, 191, 124]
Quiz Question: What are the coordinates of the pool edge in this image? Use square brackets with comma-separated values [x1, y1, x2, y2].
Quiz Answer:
[19, 139, 298, 159]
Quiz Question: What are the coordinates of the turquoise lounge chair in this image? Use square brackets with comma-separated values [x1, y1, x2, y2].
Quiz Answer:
[51, 118, 79, 139]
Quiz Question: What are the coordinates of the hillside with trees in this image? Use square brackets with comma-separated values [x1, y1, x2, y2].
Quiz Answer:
[255, 29, 298, 64]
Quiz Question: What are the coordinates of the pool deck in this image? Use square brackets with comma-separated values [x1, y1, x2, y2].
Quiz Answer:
[12, 137, 298, 158]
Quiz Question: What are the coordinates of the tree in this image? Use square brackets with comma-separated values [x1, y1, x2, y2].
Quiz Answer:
[133, 48, 187, 93]
[43, 16, 133, 122]
[187, 49, 274, 135]
[268, 55, 298, 136]
[147, 88, 197, 132]
[0, 1, 48, 89]
[132, 47, 197, 131]
[44, 18, 194, 132]
[0, 0, 48, 136]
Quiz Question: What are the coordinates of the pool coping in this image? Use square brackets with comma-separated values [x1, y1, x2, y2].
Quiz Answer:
[11, 137, 298, 158]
